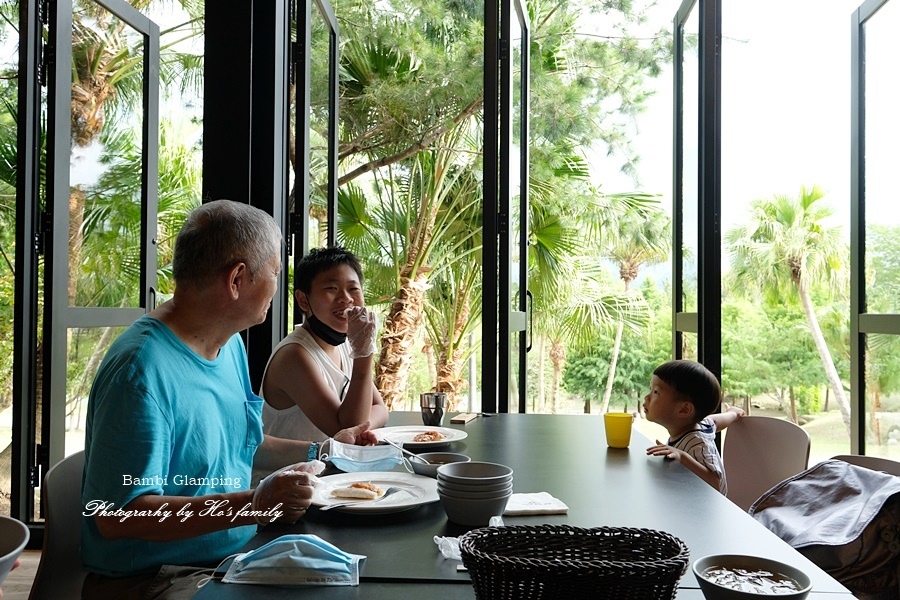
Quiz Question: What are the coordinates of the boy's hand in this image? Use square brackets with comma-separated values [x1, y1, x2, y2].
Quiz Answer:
[723, 403, 745, 417]
[334, 421, 378, 446]
[647, 440, 684, 462]
[345, 306, 378, 358]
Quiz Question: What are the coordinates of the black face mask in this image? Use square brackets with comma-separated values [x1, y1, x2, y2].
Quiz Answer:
[306, 312, 347, 346]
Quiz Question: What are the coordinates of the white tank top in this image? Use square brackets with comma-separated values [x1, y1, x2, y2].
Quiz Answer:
[259, 325, 352, 442]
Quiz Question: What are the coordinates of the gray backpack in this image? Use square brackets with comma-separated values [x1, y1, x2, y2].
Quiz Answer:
[749, 459, 900, 600]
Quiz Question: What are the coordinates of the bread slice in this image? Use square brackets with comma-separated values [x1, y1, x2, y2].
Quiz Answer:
[331, 481, 384, 500]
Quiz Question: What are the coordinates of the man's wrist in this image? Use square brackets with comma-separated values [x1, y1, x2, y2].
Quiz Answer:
[307, 441, 320, 462]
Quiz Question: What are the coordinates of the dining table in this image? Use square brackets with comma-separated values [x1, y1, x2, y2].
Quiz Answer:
[192, 411, 854, 599]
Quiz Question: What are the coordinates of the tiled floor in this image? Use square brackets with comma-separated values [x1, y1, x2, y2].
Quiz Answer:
[3, 549, 38, 600]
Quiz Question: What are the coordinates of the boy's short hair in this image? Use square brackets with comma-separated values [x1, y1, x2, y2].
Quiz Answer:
[653, 360, 722, 420]
[295, 246, 364, 293]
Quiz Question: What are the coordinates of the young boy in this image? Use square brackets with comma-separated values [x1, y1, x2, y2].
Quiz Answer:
[644, 360, 744, 494]
[259, 247, 389, 445]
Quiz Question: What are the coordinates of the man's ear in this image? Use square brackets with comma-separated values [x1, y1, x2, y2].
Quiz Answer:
[227, 262, 248, 300]
[295, 289, 310, 313]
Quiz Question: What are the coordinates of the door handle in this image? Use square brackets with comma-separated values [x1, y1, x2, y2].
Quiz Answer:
[526, 289, 533, 353]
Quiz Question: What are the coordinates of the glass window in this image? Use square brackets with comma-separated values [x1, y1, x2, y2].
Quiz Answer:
[680, 7, 699, 314]
[0, 4, 19, 518]
[863, 0, 900, 314]
[721, 1, 857, 464]
[864, 333, 900, 459]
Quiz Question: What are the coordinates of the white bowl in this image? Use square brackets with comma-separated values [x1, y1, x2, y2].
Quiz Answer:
[0, 516, 29, 586]
[439, 489, 512, 526]
[693, 554, 812, 599]
[409, 452, 471, 478]
[436, 461, 513, 484]
[438, 482, 514, 499]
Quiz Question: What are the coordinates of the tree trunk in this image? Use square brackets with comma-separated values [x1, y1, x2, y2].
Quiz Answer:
[423, 340, 436, 390]
[797, 281, 852, 434]
[549, 340, 566, 415]
[537, 336, 546, 412]
[600, 320, 624, 414]
[69, 187, 86, 304]
[375, 273, 429, 409]
[788, 384, 798, 424]
[436, 351, 464, 411]
[770, 388, 790, 416]
[823, 386, 830, 411]
[69, 324, 117, 430]
[601, 275, 633, 413]
[873, 387, 883, 445]
[434, 293, 471, 411]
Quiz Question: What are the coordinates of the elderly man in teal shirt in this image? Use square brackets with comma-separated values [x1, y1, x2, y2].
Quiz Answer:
[81, 200, 376, 599]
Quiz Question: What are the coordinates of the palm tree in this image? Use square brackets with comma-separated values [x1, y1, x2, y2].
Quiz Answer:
[600, 207, 670, 413]
[66, 118, 199, 428]
[337, 121, 483, 409]
[424, 252, 482, 409]
[67, 1, 203, 303]
[726, 185, 851, 434]
[527, 191, 652, 414]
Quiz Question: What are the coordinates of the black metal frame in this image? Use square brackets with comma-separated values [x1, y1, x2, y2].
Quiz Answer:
[12, 0, 159, 538]
[515, 0, 530, 414]
[482, 0, 499, 413]
[850, 0, 897, 455]
[45, 0, 160, 486]
[291, 0, 339, 326]
[204, 1, 291, 389]
[673, 0, 721, 382]
[672, 1, 689, 356]
[489, 0, 531, 415]
[12, 0, 43, 527]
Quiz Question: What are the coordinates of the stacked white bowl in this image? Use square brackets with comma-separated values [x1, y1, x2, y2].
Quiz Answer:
[436, 461, 513, 526]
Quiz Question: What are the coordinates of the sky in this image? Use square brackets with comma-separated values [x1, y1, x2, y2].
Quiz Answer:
[587, 0, 897, 246]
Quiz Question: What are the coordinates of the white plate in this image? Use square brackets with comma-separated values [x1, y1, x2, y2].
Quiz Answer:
[372, 425, 468, 449]
[312, 472, 439, 514]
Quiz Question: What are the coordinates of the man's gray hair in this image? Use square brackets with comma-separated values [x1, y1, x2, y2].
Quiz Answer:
[172, 199, 283, 290]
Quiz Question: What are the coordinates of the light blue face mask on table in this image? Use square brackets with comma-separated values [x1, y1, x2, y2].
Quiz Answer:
[221, 534, 366, 586]
[320, 439, 402, 472]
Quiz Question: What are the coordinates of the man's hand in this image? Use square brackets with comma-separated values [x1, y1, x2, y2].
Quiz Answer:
[334, 421, 378, 446]
[345, 306, 378, 359]
[252, 470, 315, 524]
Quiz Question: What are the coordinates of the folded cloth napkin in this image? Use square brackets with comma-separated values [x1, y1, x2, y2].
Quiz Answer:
[503, 492, 569, 516]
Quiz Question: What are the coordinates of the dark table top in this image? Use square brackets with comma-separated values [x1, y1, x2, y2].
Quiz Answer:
[194, 412, 853, 598]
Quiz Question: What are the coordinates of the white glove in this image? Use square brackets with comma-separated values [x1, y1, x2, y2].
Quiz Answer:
[251, 460, 323, 525]
[345, 306, 378, 359]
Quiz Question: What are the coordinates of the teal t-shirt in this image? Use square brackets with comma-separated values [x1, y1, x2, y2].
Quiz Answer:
[82, 316, 264, 577]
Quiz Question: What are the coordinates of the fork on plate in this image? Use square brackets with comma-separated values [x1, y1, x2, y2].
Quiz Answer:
[320, 486, 407, 511]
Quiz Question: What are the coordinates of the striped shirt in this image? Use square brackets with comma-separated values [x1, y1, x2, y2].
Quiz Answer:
[669, 418, 727, 495]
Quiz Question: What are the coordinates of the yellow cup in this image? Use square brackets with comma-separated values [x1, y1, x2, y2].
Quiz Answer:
[604, 412, 634, 448]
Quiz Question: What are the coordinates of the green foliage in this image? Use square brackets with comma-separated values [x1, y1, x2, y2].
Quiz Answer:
[795, 385, 820, 415]
[563, 277, 670, 412]
[867, 225, 900, 315]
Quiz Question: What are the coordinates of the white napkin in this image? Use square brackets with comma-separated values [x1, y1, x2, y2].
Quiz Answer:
[503, 492, 569, 516]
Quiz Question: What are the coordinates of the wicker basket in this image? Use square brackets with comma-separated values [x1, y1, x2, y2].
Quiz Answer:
[459, 525, 690, 600]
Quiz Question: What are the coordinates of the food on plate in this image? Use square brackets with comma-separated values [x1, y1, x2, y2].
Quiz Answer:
[413, 430, 446, 443]
[331, 481, 384, 500]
